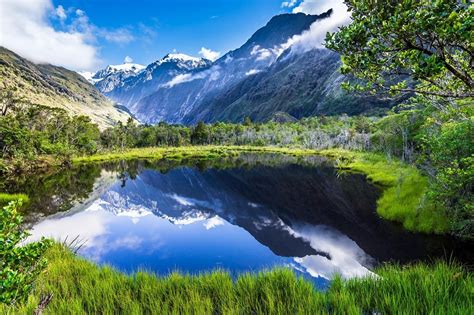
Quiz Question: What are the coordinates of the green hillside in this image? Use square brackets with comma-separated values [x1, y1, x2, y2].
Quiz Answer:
[0, 47, 131, 128]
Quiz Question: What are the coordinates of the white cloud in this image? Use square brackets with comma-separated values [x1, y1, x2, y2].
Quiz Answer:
[203, 216, 225, 230]
[124, 56, 133, 63]
[0, 0, 98, 70]
[69, 8, 134, 45]
[0, 0, 135, 71]
[282, 0, 351, 54]
[162, 66, 221, 88]
[245, 69, 261, 76]
[55, 5, 67, 20]
[199, 47, 221, 61]
[250, 45, 275, 61]
[286, 224, 374, 279]
[281, 0, 298, 8]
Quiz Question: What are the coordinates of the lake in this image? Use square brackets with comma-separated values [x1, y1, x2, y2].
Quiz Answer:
[7, 153, 471, 288]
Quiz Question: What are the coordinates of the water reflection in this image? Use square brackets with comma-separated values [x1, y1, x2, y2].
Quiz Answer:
[21, 155, 472, 283]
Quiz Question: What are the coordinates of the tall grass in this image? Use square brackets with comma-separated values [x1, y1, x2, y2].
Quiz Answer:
[1, 245, 472, 314]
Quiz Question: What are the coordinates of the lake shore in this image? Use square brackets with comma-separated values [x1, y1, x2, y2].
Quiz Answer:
[72, 145, 448, 234]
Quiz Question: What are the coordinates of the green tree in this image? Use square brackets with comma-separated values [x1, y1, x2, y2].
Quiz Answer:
[423, 119, 474, 239]
[191, 121, 210, 145]
[325, 0, 474, 99]
[0, 201, 52, 305]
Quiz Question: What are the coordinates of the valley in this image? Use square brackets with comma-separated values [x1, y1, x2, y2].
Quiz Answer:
[0, 1, 472, 314]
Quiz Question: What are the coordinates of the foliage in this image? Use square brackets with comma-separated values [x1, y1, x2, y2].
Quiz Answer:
[0, 102, 100, 161]
[0, 201, 52, 305]
[1, 244, 472, 314]
[325, 0, 474, 99]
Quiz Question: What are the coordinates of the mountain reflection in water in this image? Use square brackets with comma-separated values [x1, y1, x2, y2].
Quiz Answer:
[23, 155, 472, 285]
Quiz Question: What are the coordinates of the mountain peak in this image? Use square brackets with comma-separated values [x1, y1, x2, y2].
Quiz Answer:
[163, 53, 203, 63]
[242, 12, 326, 50]
[148, 53, 212, 71]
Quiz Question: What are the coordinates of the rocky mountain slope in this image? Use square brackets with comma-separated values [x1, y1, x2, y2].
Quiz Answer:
[0, 47, 131, 128]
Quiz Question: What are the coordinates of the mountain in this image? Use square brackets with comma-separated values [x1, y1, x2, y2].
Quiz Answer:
[80, 62, 145, 87]
[92, 11, 397, 124]
[129, 12, 329, 124]
[90, 53, 211, 111]
[185, 49, 400, 123]
[0, 47, 132, 128]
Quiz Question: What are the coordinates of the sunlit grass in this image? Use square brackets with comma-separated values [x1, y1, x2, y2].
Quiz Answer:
[0, 193, 29, 207]
[1, 245, 472, 314]
[71, 146, 319, 163]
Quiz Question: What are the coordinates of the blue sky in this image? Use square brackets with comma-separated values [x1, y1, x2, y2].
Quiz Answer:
[1, 0, 344, 71]
[51, 0, 292, 68]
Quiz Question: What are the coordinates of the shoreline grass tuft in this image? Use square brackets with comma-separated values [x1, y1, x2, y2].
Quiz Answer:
[1, 245, 472, 314]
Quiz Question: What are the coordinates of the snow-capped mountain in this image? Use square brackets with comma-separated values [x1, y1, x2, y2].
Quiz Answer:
[93, 63, 145, 80]
[79, 63, 145, 85]
[89, 53, 212, 108]
[150, 53, 210, 71]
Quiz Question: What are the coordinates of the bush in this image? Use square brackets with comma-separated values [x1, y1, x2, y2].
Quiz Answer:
[0, 201, 52, 305]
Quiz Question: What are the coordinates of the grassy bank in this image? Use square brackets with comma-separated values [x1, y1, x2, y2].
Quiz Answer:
[1, 245, 472, 314]
[74, 146, 447, 234]
[71, 146, 318, 163]
[319, 149, 448, 233]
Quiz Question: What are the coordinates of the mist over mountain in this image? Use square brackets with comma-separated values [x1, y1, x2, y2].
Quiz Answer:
[89, 11, 396, 125]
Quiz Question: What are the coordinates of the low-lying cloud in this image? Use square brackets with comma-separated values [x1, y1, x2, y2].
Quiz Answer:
[199, 47, 221, 61]
[162, 66, 221, 88]
[281, 0, 351, 54]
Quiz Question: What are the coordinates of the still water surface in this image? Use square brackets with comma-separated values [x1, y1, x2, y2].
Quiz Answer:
[12, 154, 470, 287]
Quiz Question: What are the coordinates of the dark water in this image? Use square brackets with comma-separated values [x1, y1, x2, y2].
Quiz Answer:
[5, 154, 471, 286]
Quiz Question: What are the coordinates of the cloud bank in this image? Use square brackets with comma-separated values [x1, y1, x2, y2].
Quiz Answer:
[0, 0, 98, 70]
[163, 66, 221, 88]
[0, 0, 135, 71]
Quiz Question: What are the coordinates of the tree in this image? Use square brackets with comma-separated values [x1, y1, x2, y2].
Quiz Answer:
[325, 1, 474, 99]
[0, 201, 52, 305]
[243, 116, 253, 126]
[0, 88, 26, 117]
[191, 121, 210, 145]
[422, 119, 474, 239]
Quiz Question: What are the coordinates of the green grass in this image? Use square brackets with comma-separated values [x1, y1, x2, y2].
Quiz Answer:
[1, 245, 472, 314]
[75, 146, 448, 234]
[0, 193, 29, 207]
[72, 146, 319, 163]
[319, 149, 448, 233]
